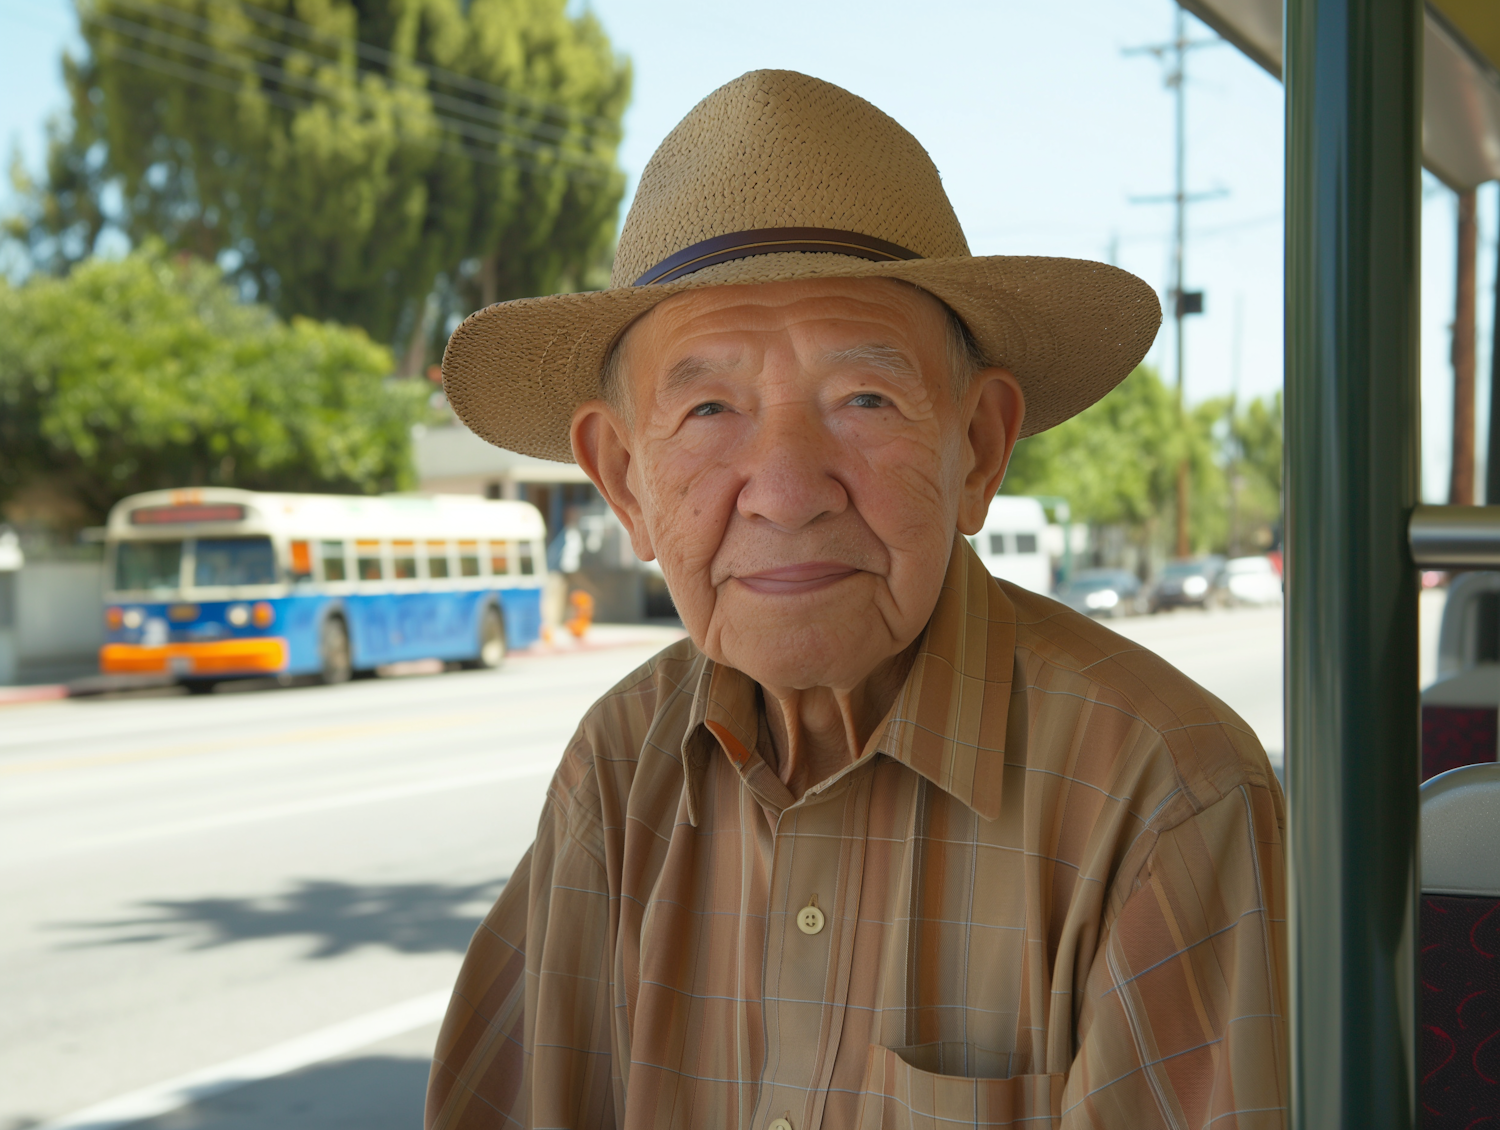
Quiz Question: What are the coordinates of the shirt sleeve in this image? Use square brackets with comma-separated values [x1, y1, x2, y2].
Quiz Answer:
[426, 765, 618, 1130]
[1061, 780, 1288, 1130]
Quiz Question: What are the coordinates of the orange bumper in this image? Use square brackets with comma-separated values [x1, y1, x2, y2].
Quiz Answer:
[101, 638, 289, 676]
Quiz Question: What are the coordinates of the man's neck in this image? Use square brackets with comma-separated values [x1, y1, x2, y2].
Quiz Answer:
[759, 641, 919, 800]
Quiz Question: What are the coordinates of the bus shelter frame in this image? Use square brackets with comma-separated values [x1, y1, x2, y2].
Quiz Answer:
[1283, 1, 1422, 1125]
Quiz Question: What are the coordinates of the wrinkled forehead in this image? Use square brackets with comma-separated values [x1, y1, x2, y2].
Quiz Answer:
[609, 276, 953, 400]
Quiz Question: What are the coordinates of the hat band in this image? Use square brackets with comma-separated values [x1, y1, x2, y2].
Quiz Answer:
[633, 227, 923, 286]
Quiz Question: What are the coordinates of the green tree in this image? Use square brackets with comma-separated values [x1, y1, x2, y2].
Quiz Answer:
[0, 244, 423, 528]
[1224, 390, 1283, 552]
[1002, 366, 1227, 556]
[7, 0, 630, 356]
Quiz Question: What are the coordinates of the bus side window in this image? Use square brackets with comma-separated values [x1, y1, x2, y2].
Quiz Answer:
[458, 541, 480, 577]
[356, 540, 383, 582]
[426, 541, 450, 579]
[488, 541, 510, 576]
[519, 541, 536, 575]
[989, 533, 1007, 555]
[320, 541, 347, 582]
[392, 540, 418, 580]
[289, 540, 313, 580]
[1015, 533, 1039, 555]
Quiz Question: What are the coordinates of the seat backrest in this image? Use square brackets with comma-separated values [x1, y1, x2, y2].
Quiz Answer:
[1421, 666, 1500, 781]
[1419, 763, 1500, 1127]
[1436, 571, 1500, 681]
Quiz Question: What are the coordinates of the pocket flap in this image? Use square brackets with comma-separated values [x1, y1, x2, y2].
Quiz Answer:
[859, 1044, 1063, 1130]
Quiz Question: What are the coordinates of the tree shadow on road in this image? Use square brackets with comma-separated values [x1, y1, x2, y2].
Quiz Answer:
[54, 877, 507, 958]
[132, 1052, 428, 1130]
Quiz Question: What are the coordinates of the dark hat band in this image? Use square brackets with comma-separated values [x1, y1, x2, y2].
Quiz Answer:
[633, 227, 924, 286]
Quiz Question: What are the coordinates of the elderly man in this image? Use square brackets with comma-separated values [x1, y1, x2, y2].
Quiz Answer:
[428, 71, 1285, 1130]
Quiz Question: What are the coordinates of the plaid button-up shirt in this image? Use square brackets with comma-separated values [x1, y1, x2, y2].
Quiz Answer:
[427, 538, 1287, 1130]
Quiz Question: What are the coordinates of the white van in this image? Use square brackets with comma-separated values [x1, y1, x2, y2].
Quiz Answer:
[968, 495, 1053, 594]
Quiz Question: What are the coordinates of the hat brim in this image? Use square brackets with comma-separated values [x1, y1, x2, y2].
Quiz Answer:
[441, 252, 1162, 463]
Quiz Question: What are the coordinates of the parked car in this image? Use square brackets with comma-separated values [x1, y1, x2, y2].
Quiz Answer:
[1149, 556, 1227, 612]
[1056, 568, 1142, 619]
[1224, 554, 1283, 606]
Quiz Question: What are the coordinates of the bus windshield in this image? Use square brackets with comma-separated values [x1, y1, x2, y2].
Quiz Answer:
[194, 537, 277, 587]
[114, 540, 183, 593]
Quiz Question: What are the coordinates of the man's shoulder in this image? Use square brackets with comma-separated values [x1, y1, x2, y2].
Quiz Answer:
[552, 634, 704, 797]
[998, 579, 1276, 817]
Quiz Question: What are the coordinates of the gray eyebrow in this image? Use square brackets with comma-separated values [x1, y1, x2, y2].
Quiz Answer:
[821, 344, 919, 380]
[660, 344, 918, 394]
[663, 355, 731, 393]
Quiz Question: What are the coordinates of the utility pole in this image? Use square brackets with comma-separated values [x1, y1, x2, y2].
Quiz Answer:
[1229, 293, 1244, 555]
[1126, 9, 1223, 558]
[1489, 190, 1500, 506]
[1451, 189, 1477, 505]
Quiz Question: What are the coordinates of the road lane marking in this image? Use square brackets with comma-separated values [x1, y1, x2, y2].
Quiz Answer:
[33, 989, 450, 1130]
[1, 756, 559, 866]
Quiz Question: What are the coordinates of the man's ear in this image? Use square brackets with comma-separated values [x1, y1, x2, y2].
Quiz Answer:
[571, 400, 657, 562]
[956, 367, 1026, 536]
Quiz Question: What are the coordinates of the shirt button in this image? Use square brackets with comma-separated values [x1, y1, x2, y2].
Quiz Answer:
[768, 1120, 793, 1130]
[796, 904, 824, 935]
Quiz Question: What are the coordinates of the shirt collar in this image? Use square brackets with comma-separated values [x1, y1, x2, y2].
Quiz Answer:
[679, 535, 1017, 824]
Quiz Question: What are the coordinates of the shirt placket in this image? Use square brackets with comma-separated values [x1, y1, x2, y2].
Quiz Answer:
[752, 767, 874, 1130]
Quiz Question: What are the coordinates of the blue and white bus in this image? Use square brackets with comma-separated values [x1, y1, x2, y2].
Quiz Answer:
[100, 488, 547, 691]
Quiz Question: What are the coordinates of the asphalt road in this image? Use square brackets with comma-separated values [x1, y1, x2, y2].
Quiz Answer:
[2, 599, 1390, 1129]
[0, 629, 686, 1130]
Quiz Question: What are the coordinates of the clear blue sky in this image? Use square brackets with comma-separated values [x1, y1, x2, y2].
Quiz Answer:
[2, 0, 1492, 501]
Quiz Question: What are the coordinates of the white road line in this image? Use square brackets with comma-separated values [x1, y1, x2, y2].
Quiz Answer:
[35, 989, 450, 1130]
[1, 756, 558, 867]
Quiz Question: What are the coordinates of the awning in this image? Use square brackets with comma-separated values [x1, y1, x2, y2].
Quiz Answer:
[1180, 0, 1500, 189]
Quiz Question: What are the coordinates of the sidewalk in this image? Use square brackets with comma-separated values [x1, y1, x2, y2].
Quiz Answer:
[515, 622, 686, 657]
[0, 683, 69, 707]
[0, 623, 687, 706]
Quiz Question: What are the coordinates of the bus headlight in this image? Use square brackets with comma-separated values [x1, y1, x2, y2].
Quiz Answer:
[252, 602, 275, 628]
[227, 604, 251, 627]
[1085, 589, 1120, 609]
[122, 608, 144, 629]
[1182, 576, 1209, 597]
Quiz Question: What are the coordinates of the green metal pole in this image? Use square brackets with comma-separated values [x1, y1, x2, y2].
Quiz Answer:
[1284, 0, 1421, 1127]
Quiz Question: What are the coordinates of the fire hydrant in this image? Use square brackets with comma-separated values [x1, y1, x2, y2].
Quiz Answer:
[566, 589, 595, 639]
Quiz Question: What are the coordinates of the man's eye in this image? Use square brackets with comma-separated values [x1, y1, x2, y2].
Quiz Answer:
[690, 401, 726, 417]
[850, 393, 889, 409]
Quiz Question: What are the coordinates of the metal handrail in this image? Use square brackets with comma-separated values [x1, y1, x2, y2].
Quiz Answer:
[1410, 505, 1500, 569]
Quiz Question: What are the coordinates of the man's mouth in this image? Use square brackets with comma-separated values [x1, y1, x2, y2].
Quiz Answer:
[734, 562, 860, 595]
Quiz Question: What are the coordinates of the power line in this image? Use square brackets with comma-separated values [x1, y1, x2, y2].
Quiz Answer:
[90, 37, 610, 182]
[127, 0, 619, 137]
[82, 11, 615, 173]
[100, 0, 618, 148]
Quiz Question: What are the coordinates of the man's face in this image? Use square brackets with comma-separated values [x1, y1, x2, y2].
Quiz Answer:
[572, 277, 1023, 693]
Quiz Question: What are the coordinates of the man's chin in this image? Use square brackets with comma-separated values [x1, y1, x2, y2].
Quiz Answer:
[710, 612, 899, 691]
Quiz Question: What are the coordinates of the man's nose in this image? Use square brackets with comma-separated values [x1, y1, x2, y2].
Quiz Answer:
[734, 401, 848, 532]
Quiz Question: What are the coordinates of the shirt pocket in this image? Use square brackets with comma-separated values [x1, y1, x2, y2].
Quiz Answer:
[857, 1043, 1063, 1130]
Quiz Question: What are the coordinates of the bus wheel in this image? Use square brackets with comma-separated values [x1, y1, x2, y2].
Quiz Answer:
[183, 679, 217, 695]
[463, 606, 506, 670]
[319, 617, 353, 685]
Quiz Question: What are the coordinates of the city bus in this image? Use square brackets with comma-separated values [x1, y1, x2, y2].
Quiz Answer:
[99, 488, 547, 691]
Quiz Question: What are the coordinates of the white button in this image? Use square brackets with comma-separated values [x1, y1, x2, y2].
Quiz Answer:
[796, 904, 825, 935]
[769, 1119, 793, 1130]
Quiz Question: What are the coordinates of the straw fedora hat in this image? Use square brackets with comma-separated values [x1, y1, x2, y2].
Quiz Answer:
[442, 69, 1161, 462]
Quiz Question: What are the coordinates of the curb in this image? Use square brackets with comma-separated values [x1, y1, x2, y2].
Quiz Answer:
[0, 684, 69, 707]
